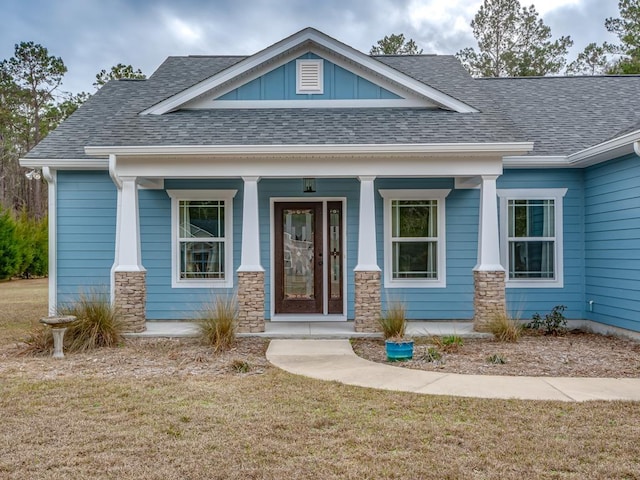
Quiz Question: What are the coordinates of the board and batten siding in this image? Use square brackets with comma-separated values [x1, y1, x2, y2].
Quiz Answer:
[217, 53, 400, 101]
[584, 154, 640, 332]
[140, 179, 242, 320]
[56, 171, 116, 304]
[498, 169, 585, 319]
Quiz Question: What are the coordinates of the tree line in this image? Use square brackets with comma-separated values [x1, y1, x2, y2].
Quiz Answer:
[372, 0, 640, 77]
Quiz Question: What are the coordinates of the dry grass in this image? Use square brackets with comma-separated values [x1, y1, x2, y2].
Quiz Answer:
[487, 311, 523, 342]
[2, 279, 640, 479]
[1, 371, 640, 479]
[0, 278, 48, 345]
[378, 300, 406, 339]
[197, 295, 238, 351]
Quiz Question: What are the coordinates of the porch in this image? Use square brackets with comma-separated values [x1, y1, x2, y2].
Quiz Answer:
[124, 320, 490, 339]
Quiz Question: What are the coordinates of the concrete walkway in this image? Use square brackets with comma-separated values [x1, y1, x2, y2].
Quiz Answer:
[266, 339, 640, 402]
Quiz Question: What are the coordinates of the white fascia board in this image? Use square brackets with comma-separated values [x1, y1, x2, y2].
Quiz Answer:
[504, 129, 640, 169]
[142, 28, 478, 115]
[192, 99, 430, 109]
[85, 142, 533, 157]
[19, 157, 109, 170]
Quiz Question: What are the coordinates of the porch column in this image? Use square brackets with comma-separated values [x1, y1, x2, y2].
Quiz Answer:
[113, 176, 146, 333]
[473, 175, 506, 331]
[354, 176, 381, 333]
[237, 176, 265, 333]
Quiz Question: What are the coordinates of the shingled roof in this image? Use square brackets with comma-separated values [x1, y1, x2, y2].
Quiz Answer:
[24, 50, 640, 160]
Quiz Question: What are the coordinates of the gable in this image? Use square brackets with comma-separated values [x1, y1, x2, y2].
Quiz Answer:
[142, 28, 478, 114]
[213, 53, 402, 102]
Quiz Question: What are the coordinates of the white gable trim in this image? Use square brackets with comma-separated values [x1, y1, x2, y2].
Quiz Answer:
[141, 28, 478, 115]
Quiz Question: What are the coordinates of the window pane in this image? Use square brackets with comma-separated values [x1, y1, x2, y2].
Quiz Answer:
[509, 241, 554, 278]
[508, 200, 554, 237]
[180, 241, 225, 279]
[391, 200, 437, 238]
[392, 241, 437, 279]
[179, 201, 224, 238]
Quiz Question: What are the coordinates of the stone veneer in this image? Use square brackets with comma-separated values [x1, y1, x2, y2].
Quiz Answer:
[473, 270, 506, 332]
[354, 270, 382, 333]
[114, 271, 146, 333]
[237, 271, 265, 333]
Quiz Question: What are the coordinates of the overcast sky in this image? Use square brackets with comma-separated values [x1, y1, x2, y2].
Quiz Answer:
[1, 0, 621, 95]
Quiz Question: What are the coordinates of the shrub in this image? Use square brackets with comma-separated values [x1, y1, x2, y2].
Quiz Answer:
[0, 207, 20, 280]
[19, 325, 54, 356]
[61, 290, 124, 352]
[487, 311, 522, 342]
[198, 295, 238, 352]
[431, 334, 464, 353]
[378, 300, 406, 340]
[487, 353, 507, 365]
[423, 347, 442, 362]
[527, 305, 567, 336]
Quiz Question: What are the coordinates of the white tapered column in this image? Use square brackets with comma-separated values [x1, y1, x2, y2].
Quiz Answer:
[354, 176, 381, 333]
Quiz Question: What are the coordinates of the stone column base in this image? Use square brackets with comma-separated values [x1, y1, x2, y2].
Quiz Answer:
[473, 270, 506, 332]
[237, 271, 265, 333]
[354, 270, 381, 333]
[114, 270, 146, 333]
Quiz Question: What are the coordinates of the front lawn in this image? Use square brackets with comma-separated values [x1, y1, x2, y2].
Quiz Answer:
[1, 279, 639, 479]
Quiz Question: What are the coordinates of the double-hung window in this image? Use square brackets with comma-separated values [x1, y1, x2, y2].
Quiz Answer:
[498, 188, 567, 288]
[167, 190, 236, 288]
[380, 189, 450, 288]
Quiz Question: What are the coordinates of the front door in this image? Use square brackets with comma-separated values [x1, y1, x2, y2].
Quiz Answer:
[274, 201, 344, 315]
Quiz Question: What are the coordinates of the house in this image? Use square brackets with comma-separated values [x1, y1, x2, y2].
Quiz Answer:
[20, 28, 640, 335]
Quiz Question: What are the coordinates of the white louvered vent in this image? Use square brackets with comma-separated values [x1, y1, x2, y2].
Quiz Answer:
[296, 59, 323, 94]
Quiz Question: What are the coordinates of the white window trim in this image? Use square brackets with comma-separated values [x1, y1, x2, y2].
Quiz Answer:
[167, 189, 237, 288]
[497, 188, 567, 288]
[379, 189, 450, 288]
[296, 59, 323, 94]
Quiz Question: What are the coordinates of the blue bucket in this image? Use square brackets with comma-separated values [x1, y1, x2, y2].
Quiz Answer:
[385, 340, 414, 361]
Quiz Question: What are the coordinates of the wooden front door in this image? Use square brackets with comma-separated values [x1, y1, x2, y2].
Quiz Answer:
[274, 202, 324, 314]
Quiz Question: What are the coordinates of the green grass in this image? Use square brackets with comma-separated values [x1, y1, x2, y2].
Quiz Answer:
[2, 279, 640, 479]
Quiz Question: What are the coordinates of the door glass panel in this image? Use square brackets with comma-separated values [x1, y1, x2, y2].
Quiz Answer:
[283, 209, 315, 300]
[329, 207, 341, 299]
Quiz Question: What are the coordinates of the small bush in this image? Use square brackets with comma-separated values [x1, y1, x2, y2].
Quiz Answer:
[378, 300, 406, 340]
[198, 295, 238, 352]
[423, 347, 442, 362]
[0, 207, 20, 280]
[19, 325, 54, 356]
[487, 353, 507, 364]
[527, 305, 567, 336]
[230, 359, 251, 373]
[61, 290, 124, 352]
[487, 311, 522, 342]
[431, 334, 464, 353]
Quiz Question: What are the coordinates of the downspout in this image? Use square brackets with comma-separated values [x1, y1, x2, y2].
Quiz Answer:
[42, 167, 57, 316]
[109, 154, 122, 304]
[634, 141, 640, 158]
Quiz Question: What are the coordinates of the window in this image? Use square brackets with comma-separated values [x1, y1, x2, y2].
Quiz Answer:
[379, 189, 450, 288]
[296, 59, 323, 94]
[498, 188, 567, 288]
[167, 190, 237, 288]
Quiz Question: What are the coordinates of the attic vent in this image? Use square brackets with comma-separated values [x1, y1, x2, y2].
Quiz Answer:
[296, 59, 323, 94]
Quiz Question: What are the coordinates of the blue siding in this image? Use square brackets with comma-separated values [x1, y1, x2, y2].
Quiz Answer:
[217, 53, 401, 101]
[498, 169, 585, 320]
[375, 178, 476, 320]
[141, 179, 243, 320]
[584, 154, 640, 332]
[57, 171, 116, 304]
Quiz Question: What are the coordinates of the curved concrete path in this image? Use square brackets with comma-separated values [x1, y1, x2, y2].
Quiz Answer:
[266, 339, 640, 402]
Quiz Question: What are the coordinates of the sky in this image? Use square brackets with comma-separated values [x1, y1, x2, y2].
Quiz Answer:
[0, 0, 621, 95]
